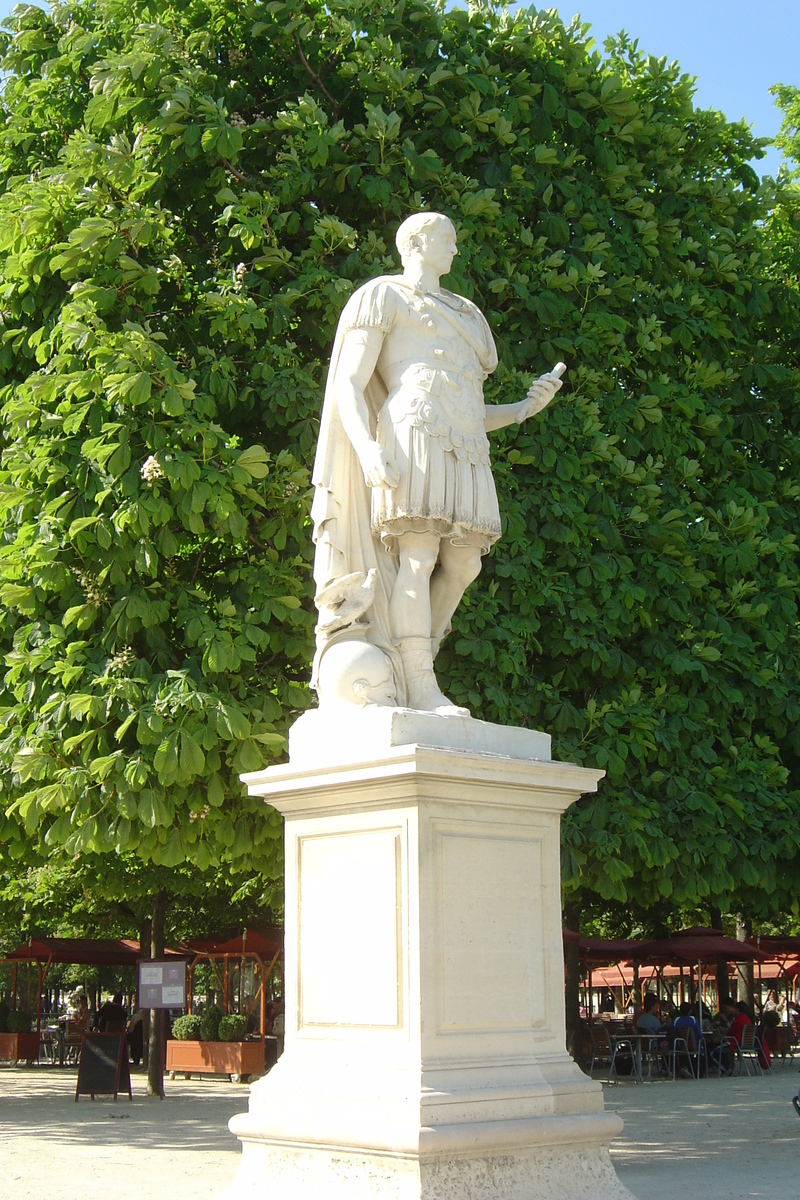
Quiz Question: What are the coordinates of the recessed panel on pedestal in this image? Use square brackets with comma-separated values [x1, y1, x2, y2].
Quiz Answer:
[297, 826, 403, 1029]
[436, 823, 547, 1031]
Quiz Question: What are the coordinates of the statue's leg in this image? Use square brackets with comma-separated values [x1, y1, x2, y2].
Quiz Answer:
[389, 530, 439, 640]
[392, 532, 468, 716]
[430, 541, 483, 655]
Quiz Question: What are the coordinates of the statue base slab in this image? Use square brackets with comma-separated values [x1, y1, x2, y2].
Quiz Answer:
[229, 715, 636, 1200]
[287, 705, 551, 767]
[225, 1135, 634, 1200]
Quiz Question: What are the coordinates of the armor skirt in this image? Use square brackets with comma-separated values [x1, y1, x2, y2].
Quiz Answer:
[371, 386, 502, 555]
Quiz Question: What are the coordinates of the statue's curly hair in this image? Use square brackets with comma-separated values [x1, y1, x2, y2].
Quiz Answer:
[395, 212, 455, 265]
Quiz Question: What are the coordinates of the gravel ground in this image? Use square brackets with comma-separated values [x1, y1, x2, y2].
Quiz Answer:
[606, 1067, 800, 1200]
[1, 1061, 798, 1198]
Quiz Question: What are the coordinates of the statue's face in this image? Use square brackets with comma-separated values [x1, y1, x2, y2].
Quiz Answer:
[417, 221, 458, 274]
[354, 664, 397, 708]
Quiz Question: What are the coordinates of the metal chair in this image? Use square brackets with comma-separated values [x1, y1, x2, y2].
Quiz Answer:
[588, 1024, 614, 1079]
[642, 1035, 671, 1081]
[710, 1035, 735, 1076]
[670, 1025, 707, 1080]
[731, 1025, 766, 1076]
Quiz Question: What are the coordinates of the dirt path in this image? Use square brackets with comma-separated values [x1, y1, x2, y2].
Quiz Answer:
[0, 1067, 244, 1199]
[2, 1062, 798, 1198]
[607, 1069, 800, 1200]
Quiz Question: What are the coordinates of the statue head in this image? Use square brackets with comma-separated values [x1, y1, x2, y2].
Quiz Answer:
[316, 639, 397, 710]
[396, 212, 457, 272]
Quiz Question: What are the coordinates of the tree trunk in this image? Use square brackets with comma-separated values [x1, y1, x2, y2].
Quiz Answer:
[139, 915, 152, 1070]
[710, 904, 730, 1007]
[563, 901, 586, 1070]
[147, 891, 167, 1098]
[736, 912, 755, 1011]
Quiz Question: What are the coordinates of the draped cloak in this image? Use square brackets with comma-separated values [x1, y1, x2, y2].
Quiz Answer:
[310, 275, 499, 703]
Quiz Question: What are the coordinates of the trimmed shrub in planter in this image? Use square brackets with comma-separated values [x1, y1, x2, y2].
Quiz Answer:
[166, 1037, 265, 1080]
[199, 1004, 223, 1042]
[8, 1009, 32, 1033]
[218, 1014, 247, 1042]
[172, 1015, 203, 1041]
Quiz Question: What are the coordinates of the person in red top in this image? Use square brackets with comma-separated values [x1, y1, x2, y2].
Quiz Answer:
[726, 1002, 751, 1049]
[726, 1001, 771, 1070]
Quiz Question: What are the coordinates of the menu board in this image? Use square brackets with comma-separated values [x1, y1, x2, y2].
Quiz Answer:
[138, 959, 187, 1009]
[76, 1033, 132, 1102]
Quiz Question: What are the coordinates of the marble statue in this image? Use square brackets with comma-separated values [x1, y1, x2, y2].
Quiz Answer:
[311, 212, 565, 715]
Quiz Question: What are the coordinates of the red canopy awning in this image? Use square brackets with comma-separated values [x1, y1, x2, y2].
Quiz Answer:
[578, 937, 648, 964]
[1, 937, 188, 967]
[639, 927, 766, 965]
[749, 936, 800, 956]
[185, 928, 283, 959]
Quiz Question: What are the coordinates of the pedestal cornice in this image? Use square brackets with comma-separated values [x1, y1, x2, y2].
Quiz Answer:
[242, 742, 603, 818]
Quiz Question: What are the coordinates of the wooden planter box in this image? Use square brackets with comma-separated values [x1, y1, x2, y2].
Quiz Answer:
[0, 1032, 39, 1063]
[166, 1039, 266, 1081]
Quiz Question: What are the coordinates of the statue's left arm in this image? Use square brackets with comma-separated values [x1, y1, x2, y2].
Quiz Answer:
[484, 362, 566, 432]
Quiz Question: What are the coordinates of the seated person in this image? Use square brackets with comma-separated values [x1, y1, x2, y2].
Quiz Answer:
[671, 1001, 706, 1074]
[69, 992, 90, 1025]
[96, 992, 126, 1031]
[635, 992, 663, 1036]
[713, 1000, 770, 1071]
[672, 1001, 703, 1045]
[726, 1000, 753, 1049]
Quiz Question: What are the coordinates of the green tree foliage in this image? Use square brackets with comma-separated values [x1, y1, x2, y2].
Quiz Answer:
[766, 85, 800, 295]
[0, 0, 314, 882]
[0, 851, 281, 954]
[0, 0, 798, 926]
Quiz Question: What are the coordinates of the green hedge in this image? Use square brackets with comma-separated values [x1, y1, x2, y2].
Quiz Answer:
[171, 1014, 203, 1041]
[218, 1014, 248, 1042]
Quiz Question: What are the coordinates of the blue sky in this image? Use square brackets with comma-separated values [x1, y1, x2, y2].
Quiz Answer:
[550, 0, 798, 178]
[0, 0, 796, 176]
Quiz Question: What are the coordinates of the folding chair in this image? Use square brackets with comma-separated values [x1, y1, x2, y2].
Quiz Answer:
[735, 1025, 766, 1076]
[670, 1026, 707, 1080]
[588, 1024, 614, 1080]
[711, 1036, 735, 1076]
[62, 1018, 86, 1065]
[642, 1035, 671, 1081]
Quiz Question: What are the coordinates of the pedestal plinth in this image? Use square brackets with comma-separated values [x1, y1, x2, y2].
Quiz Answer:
[226, 713, 636, 1200]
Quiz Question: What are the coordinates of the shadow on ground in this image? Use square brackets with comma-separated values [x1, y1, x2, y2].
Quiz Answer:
[0, 1064, 247, 1153]
[606, 1070, 800, 1200]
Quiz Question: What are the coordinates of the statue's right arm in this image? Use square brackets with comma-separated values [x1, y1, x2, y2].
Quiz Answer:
[336, 329, 400, 489]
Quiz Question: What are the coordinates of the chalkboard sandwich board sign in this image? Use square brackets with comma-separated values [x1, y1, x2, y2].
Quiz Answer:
[75, 1032, 132, 1102]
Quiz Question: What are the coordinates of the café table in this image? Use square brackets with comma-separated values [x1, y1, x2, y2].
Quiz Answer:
[608, 1031, 662, 1083]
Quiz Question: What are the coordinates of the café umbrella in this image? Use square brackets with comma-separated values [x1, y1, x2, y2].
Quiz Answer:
[638, 927, 767, 1070]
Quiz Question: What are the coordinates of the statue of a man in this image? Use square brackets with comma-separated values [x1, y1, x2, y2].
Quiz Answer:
[311, 212, 564, 715]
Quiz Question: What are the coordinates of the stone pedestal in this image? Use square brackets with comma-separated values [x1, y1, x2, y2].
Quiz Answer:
[225, 714, 636, 1200]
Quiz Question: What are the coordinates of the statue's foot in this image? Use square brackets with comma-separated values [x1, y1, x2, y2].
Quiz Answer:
[398, 636, 470, 717]
[405, 667, 469, 717]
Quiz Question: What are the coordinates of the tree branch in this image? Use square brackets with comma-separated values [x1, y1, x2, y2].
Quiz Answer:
[293, 33, 339, 118]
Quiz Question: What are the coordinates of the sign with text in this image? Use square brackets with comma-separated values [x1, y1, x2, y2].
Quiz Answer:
[138, 959, 187, 1009]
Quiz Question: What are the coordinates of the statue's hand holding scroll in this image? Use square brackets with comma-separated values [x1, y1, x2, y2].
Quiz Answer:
[517, 362, 566, 422]
[358, 440, 400, 490]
